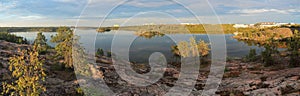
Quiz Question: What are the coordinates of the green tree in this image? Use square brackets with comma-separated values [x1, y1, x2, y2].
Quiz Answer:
[261, 44, 275, 66]
[246, 49, 257, 62]
[33, 32, 48, 54]
[2, 46, 46, 96]
[51, 27, 74, 68]
[107, 51, 112, 58]
[96, 48, 104, 57]
[287, 30, 300, 67]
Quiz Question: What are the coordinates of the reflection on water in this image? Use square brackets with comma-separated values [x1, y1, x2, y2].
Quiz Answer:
[134, 31, 165, 39]
[95, 30, 265, 63]
[12, 30, 266, 63]
[236, 39, 288, 49]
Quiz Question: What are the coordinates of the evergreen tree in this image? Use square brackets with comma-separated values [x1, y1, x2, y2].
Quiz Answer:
[51, 27, 74, 68]
[33, 32, 48, 54]
[172, 37, 210, 58]
[96, 48, 104, 57]
[246, 49, 257, 62]
[197, 40, 210, 57]
[107, 51, 112, 58]
[261, 39, 278, 66]
[288, 30, 300, 67]
[261, 45, 273, 66]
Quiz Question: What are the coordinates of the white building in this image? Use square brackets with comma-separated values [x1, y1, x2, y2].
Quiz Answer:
[257, 22, 276, 28]
[275, 23, 289, 26]
[180, 23, 195, 25]
[233, 24, 249, 28]
[113, 24, 120, 27]
[257, 22, 292, 28]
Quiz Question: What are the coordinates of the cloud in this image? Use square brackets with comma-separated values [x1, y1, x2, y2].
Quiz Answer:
[53, 0, 77, 3]
[19, 15, 45, 20]
[0, 0, 18, 11]
[1, 0, 300, 26]
[165, 9, 184, 13]
[229, 8, 300, 14]
[125, 0, 174, 8]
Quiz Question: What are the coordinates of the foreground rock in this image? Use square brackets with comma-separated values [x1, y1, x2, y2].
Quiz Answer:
[95, 57, 300, 96]
[218, 61, 300, 96]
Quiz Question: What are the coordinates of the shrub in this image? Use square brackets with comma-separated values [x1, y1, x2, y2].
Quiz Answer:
[2, 46, 46, 96]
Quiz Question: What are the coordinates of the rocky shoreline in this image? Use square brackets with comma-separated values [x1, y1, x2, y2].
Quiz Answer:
[0, 40, 299, 96]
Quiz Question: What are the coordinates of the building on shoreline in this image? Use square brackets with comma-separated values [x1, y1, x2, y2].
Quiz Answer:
[256, 22, 293, 28]
[233, 24, 250, 28]
[233, 22, 296, 29]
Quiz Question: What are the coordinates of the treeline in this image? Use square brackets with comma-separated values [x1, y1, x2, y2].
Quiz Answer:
[186, 24, 237, 34]
[0, 27, 60, 32]
[102, 24, 259, 34]
[105, 24, 238, 34]
[0, 32, 28, 44]
[0, 26, 73, 44]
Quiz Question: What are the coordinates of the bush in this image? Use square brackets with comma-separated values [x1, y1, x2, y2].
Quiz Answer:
[2, 46, 46, 96]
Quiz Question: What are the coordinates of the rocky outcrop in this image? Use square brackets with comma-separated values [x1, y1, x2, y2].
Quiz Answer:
[95, 57, 300, 96]
[218, 61, 300, 96]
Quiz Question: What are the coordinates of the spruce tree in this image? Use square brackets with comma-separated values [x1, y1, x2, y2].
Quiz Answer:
[33, 32, 48, 54]
[51, 27, 74, 68]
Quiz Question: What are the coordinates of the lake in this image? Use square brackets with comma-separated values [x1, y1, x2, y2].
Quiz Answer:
[12, 29, 265, 63]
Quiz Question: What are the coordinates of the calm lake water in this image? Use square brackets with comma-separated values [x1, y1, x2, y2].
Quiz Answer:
[12, 29, 265, 63]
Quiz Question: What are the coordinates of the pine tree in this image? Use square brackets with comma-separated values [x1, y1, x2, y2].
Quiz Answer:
[51, 27, 74, 68]
[288, 30, 300, 67]
[197, 40, 210, 56]
[2, 46, 46, 96]
[33, 32, 48, 54]
[96, 48, 104, 57]
[246, 49, 257, 62]
[173, 37, 210, 58]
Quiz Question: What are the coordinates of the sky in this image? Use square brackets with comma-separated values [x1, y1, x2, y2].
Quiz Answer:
[0, 0, 299, 27]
